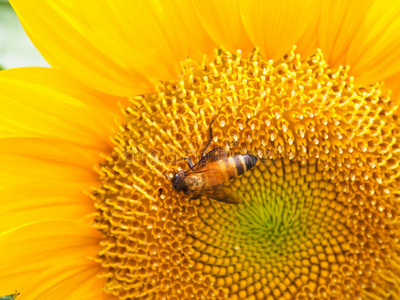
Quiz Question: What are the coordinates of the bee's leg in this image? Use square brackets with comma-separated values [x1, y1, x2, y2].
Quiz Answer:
[190, 194, 202, 200]
[201, 120, 214, 157]
[186, 156, 194, 169]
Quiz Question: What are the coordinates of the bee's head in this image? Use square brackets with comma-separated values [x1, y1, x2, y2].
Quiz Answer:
[172, 171, 187, 193]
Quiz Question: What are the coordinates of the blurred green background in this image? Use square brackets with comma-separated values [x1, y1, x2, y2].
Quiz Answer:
[0, 295, 16, 300]
[0, 0, 49, 70]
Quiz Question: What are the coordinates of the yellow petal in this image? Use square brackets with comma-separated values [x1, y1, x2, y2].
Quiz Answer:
[0, 182, 94, 233]
[10, 0, 152, 96]
[346, 0, 400, 84]
[0, 138, 98, 232]
[295, 18, 319, 59]
[0, 68, 117, 231]
[0, 154, 98, 225]
[17, 260, 112, 300]
[0, 220, 101, 296]
[10, 0, 215, 96]
[318, 0, 375, 68]
[0, 67, 120, 150]
[165, 0, 217, 60]
[193, 0, 254, 54]
[240, 0, 319, 60]
[79, 0, 216, 81]
[0, 137, 100, 170]
[384, 72, 400, 98]
[0, 152, 96, 191]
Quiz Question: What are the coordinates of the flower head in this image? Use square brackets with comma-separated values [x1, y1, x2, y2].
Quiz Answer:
[1, 1, 400, 300]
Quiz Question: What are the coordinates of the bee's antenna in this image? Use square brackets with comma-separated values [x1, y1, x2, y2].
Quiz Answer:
[165, 173, 172, 182]
[200, 119, 214, 158]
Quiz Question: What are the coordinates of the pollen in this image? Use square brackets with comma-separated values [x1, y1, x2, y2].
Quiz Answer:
[91, 47, 400, 299]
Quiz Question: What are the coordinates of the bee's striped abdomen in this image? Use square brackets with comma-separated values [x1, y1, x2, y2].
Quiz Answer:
[226, 154, 258, 180]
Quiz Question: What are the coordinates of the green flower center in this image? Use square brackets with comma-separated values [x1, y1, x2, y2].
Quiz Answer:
[188, 158, 346, 299]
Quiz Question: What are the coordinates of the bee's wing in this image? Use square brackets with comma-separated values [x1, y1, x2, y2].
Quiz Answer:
[198, 184, 242, 204]
[190, 147, 228, 173]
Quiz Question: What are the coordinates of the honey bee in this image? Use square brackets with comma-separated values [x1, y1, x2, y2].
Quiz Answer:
[171, 121, 258, 204]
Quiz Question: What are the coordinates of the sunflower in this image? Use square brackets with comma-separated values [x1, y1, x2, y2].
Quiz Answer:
[1, 0, 400, 299]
